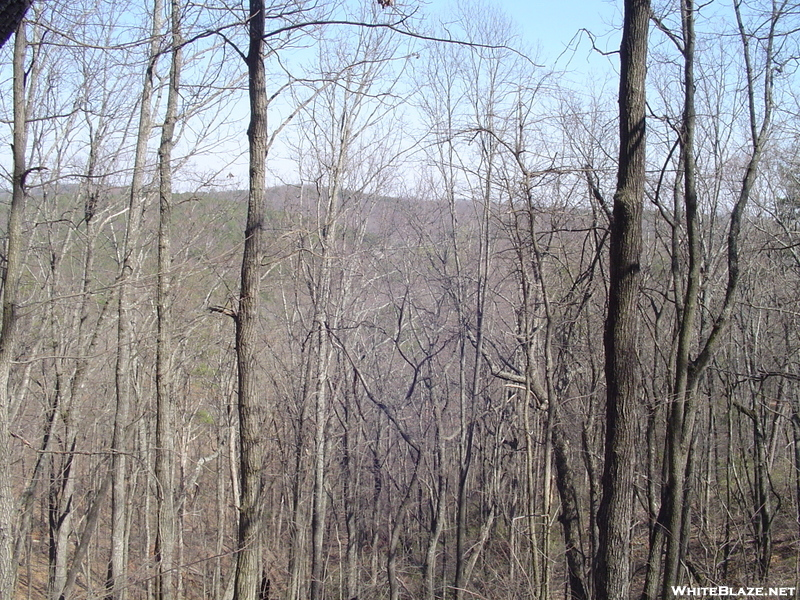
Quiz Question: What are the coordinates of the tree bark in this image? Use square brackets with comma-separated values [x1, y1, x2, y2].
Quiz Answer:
[109, 2, 162, 596]
[0, 20, 28, 600]
[233, 1, 268, 598]
[656, 2, 700, 593]
[155, 1, 182, 598]
[552, 418, 589, 600]
[595, 1, 649, 599]
[643, 2, 779, 594]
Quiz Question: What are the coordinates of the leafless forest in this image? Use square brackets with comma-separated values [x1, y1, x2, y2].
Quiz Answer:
[1, 0, 800, 599]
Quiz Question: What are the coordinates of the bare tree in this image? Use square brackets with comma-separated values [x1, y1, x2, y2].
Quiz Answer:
[231, 0, 269, 597]
[595, 1, 650, 599]
[0, 18, 28, 600]
[109, 1, 163, 597]
[155, 0, 183, 597]
[640, 0, 783, 594]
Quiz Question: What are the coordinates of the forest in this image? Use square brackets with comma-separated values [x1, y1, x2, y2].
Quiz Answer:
[0, 0, 799, 599]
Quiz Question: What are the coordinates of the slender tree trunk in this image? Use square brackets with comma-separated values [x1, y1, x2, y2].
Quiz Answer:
[309, 328, 331, 600]
[387, 457, 419, 600]
[453, 354, 472, 600]
[59, 464, 112, 600]
[56, 145, 116, 600]
[552, 417, 589, 600]
[343, 376, 359, 600]
[645, 3, 778, 595]
[233, 1, 268, 597]
[369, 426, 382, 589]
[453, 130, 493, 600]
[424, 400, 446, 600]
[309, 102, 353, 599]
[286, 402, 307, 600]
[792, 406, 800, 552]
[657, 3, 700, 592]
[155, 1, 182, 597]
[109, 2, 162, 597]
[595, 1, 649, 599]
[49, 434, 76, 600]
[48, 117, 111, 600]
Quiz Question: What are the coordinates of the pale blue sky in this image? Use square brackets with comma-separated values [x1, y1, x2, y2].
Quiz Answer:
[254, 0, 627, 186]
[424, 0, 622, 76]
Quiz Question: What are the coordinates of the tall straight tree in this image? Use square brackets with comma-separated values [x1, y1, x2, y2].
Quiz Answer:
[0, 19, 28, 600]
[110, 1, 163, 597]
[232, 0, 268, 598]
[155, 0, 182, 597]
[595, 1, 649, 599]
[643, 3, 700, 596]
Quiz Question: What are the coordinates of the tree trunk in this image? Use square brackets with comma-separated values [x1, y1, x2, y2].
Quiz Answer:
[644, 2, 779, 595]
[108, 2, 162, 597]
[0, 20, 28, 599]
[423, 399, 446, 600]
[233, 1, 268, 597]
[595, 1, 649, 598]
[552, 417, 589, 600]
[656, 3, 700, 592]
[155, 1, 182, 597]
[309, 327, 331, 600]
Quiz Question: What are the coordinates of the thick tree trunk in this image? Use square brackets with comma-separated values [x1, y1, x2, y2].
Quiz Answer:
[595, 1, 649, 599]
[0, 21, 28, 600]
[0, 0, 30, 49]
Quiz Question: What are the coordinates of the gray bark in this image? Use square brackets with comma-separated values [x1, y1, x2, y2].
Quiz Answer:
[109, 1, 162, 597]
[155, 1, 182, 597]
[0, 21, 28, 600]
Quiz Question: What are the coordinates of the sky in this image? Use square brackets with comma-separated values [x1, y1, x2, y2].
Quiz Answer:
[0, 0, 629, 192]
[424, 0, 622, 77]
[246, 0, 626, 189]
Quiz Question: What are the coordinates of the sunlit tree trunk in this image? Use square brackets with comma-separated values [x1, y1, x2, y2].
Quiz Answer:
[155, 1, 182, 597]
[0, 20, 28, 600]
[109, 2, 162, 597]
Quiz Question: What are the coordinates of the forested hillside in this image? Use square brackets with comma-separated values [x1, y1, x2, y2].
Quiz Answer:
[1, 0, 800, 599]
